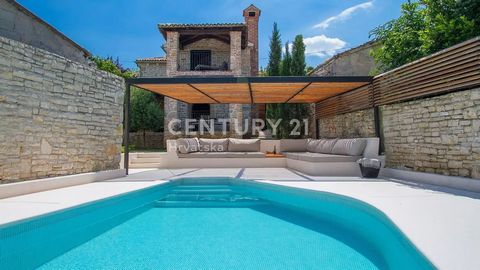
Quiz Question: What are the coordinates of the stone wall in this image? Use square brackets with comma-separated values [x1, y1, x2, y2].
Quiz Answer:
[310, 41, 378, 76]
[0, 36, 124, 182]
[381, 88, 480, 179]
[129, 132, 164, 149]
[318, 108, 376, 138]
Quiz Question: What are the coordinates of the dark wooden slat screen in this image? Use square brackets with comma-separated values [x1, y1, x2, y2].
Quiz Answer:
[316, 37, 480, 118]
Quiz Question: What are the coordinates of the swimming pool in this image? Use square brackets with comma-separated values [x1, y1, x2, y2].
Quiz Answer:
[0, 178, 434, 269]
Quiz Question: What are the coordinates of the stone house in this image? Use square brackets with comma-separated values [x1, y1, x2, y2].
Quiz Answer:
[0, 0, 91, 64]
[309, 41, 379, 76]
[136, 5, 263, 140]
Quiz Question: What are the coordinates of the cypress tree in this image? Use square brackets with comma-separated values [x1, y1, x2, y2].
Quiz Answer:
[266, 23, 282, 76]
[291, 35, 306, 76]
[280, 41, 291, 76]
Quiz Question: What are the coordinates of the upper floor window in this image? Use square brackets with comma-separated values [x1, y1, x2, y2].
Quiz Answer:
[190, 50, 211, 70]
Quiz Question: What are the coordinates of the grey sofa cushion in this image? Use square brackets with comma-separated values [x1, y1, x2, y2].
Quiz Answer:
[178, 152, 265, 158]
[331, 138, 367, 156]
[176, 138, 199, 154]
[243, 152, 265, 158]
[295, 152, 360, 162]
[228, 138, 260, 152]
[306, 139, 322, 152]
[315, 139, 338, 154]
[198, 138, 228, 152]
[284, 152, 300, 160]
[280, 139, 307, 153]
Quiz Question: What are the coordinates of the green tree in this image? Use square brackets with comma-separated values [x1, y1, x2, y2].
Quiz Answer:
[370, 1, 426, 71]
[266, 23, 282, 76]
[420, 0, 476, 53]
[131, 88, 164, 145]
[288, 35, 309, 138]
[291, 35, 307, 76]
[266, 23, 283, 137]
[280, 41, 291, 76]
[370, 0, 479, 71]
[266, 34, 310, 138]
[457, 0, 480, 30]
[90, 56, 136, 78]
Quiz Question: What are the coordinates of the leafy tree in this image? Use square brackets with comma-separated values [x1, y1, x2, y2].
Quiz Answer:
[291, 35, 307, 76]
[369, 1, 425, 71]
[457, 0, 480, 30]
[280, 41, 291, 76]
[131, 88, 164, 144]
[90, 56, 136, 78]
[266, 23, 282, 76]
[420, 0, 476, 53]
[370, 0, 479, 71]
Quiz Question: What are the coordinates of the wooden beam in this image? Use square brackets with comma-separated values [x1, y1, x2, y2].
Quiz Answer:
[285, 82, 312, 103]
[187, 83, 220, 103]
[248, 82, 253, 104]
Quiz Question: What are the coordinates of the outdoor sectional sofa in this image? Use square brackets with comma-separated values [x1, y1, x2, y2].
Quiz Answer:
[280, 138, 379, 176]
[166, 137, 379, 176]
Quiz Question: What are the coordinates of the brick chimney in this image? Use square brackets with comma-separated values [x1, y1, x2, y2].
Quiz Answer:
[243, 4, 261, 76]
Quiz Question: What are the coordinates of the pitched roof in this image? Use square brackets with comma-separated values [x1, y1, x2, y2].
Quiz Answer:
[5, 0, 91, 57]
[158, 23, 246, 39]
[135, 57, 167, 63]
[308, 41, 378, 75]
[158, 23, 245, 29]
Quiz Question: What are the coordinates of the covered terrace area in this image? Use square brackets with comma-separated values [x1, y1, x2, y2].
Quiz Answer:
[124, 76, 374, 174]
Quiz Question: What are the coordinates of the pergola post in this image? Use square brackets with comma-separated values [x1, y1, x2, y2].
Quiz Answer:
[373, 106, 382, 155]
[124, 82, 131, 175]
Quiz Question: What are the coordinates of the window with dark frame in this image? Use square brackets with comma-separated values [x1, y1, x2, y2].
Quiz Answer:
[190, 50, 211, 70]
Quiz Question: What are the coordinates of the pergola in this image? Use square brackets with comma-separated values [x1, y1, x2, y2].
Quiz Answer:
[123, 76, 372, 173]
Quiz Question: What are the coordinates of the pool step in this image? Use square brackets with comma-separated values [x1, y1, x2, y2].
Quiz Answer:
[170, 188, 234, 194]
[172, 185, 232, 190]
[160, 193, 238, 201]
[155, 200, 269, 208]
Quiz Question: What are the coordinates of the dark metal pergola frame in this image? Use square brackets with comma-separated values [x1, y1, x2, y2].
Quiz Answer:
[123, 76, 374, 174]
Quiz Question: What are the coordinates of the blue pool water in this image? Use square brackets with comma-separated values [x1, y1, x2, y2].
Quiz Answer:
[0, 178, 434, 270]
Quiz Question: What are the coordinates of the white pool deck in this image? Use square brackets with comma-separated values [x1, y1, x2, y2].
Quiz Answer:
[1, 168, 480, 269]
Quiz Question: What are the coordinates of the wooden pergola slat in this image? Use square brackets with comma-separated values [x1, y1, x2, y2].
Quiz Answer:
[127, 76, 372, 104]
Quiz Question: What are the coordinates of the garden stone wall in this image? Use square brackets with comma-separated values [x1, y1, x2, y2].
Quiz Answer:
[317, 108, 376, 138]
[0, 36, 124, 183]
[381, 88, 480, 179]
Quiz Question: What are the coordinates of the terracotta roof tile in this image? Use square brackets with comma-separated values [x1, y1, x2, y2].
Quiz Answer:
[135, 57, 167, 63]
[158, 23, 245, 29]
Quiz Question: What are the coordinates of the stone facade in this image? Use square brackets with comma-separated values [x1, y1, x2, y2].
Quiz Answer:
[0, 0, 90, 64]
[178, 38, 230, 71]
[310, 41, 378, 76]
[381, 88, 480, 179]
[0, 36, 124, 182]
[138, 5, 261, 140]
[136, 61, 166, 77]
[318, 109, 376, 138]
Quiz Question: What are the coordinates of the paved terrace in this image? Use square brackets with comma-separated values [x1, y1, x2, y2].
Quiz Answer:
[1, 168, 479, 269]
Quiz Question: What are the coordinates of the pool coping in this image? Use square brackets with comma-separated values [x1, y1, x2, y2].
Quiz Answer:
[1, 168, 479, 269]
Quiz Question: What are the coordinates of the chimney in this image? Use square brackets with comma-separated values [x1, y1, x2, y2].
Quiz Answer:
[243, 4, 261, 76]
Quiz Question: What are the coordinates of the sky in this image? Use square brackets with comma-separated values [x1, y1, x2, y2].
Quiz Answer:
[17, 0, 405, 70]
